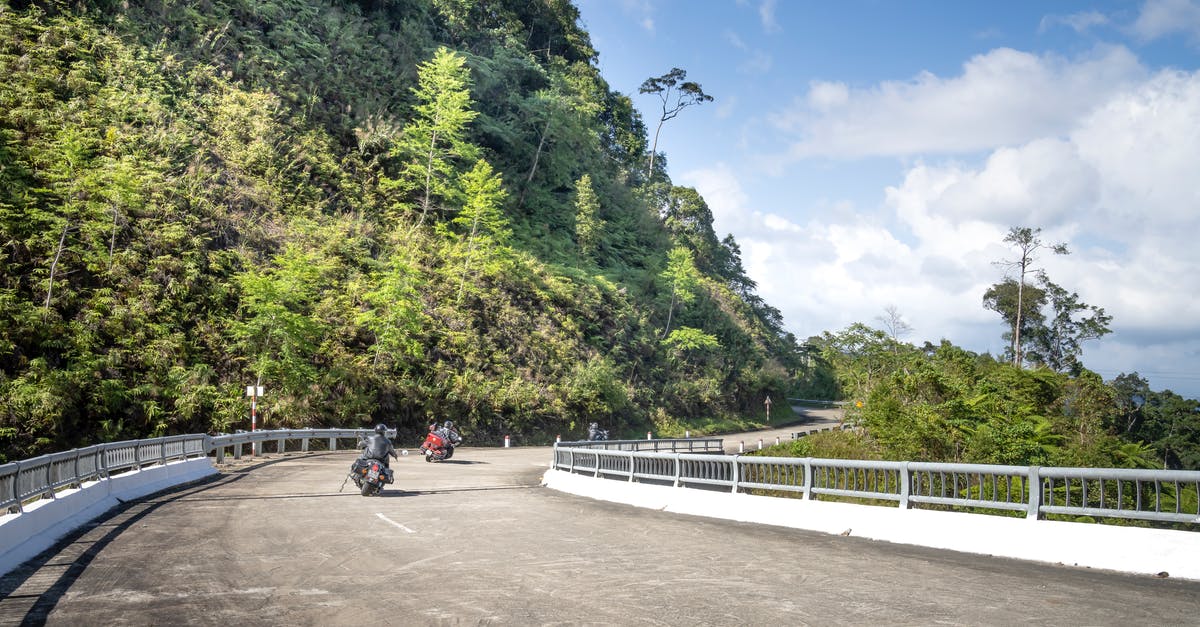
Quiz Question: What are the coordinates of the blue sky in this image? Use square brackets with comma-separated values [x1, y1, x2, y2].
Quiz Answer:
[574, 0, 1200, 398]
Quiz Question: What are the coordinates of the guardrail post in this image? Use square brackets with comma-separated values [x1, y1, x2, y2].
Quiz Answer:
[234, 441, 243, 460]
[730, 455, 740, 494]
[673, 453, 682, 487]
[276, 435, 285, 455]
[329, 436, 337, 451]
[1027, 466, 1042, 520]
[302, 432, 310, 453]
[899, 462, 911, 509]
[12, 461, 24, 513]
[628, 451, 636, 482]
[802, 458, 813, 500]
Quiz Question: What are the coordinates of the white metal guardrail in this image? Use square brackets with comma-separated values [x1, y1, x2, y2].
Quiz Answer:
[551, 444, 1200, 526]
[0, 435, 209, 514]
[207, 428, 395, 463]
[0, 428, 388, 514]
[554, 438, 724, 454]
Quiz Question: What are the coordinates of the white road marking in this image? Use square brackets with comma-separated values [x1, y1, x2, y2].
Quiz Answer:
[375, 512, 415, 533]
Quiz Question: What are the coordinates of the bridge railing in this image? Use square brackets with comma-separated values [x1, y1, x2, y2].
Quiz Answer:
[207, 428, 393, 462]
[1, 435, 209, 514]
[1, 428, 388, 515]
[551, 446, 1200, 526]
[555, 438, 724, 454]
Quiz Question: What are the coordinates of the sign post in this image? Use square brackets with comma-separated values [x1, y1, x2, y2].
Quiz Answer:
[246, 383, 265, 455]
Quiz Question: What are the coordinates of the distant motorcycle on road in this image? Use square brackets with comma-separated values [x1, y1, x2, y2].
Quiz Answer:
[420, 421, 463, 462]
[587, 422, 609, 441]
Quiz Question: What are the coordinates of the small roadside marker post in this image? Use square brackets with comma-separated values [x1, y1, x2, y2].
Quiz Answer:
[246, 383, 264, 456]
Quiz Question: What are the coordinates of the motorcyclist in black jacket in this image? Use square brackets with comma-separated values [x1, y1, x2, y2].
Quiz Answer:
[361, 423, 398, 468]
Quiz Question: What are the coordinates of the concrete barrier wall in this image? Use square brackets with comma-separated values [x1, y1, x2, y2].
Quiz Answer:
[543, 468, 1200, 581]
[0, 457, 217, 577]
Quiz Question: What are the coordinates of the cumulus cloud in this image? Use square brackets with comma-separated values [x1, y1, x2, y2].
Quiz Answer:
[1131, 0, 1200, 44]
[692, 58, 1200, 394]
[771, 46, 1146, 159]
[881, 68, 1200, 388]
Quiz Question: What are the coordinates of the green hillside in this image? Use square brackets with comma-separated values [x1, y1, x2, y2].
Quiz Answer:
[0, 0, 802, 459]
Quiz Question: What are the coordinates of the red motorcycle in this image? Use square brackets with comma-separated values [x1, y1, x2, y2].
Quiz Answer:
[420, 426, 461, 462]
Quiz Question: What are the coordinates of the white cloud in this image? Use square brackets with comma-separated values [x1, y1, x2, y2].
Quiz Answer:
[1131, 0, 1200, 44]
[807, 81, 849, 111]
[679, 163, 751, 234]
[609, 0, 656, 34]
[739, 50, 773, 75]
[882, 68, 1200, 392]
[771, 46, 1146, 159]
[759, 0, 780, 33]
[694, 59, 1200, 396]
[714, 95, 738, 120]
[1040, 11, 1110, 34]
[725, 30, 772, 74]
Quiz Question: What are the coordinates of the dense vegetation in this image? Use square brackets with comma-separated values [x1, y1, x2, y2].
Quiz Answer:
[0, 0, 801, 460]
[789, 326, 1200, 470]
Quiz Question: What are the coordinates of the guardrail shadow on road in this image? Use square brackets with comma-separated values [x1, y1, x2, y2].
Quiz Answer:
[0, 473, 237, 625]
[402, 484, 534, 496]
[216, 452, 336, 474]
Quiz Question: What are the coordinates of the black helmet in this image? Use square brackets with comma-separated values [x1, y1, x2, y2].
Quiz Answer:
[444, 420, 454, 428]
[374, 424, 387, 435]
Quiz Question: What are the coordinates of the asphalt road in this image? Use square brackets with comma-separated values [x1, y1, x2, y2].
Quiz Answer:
[2, 411, 1198, 626]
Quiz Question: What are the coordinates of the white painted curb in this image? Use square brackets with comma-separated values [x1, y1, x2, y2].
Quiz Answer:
[0, 457, 218, 577]
[543, 468, 1200, 581]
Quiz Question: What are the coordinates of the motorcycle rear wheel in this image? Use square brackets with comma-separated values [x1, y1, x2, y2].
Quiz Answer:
[361, 482, 377, 496]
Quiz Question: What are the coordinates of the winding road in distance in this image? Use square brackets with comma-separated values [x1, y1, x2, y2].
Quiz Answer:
[2, 408, 1197, 625]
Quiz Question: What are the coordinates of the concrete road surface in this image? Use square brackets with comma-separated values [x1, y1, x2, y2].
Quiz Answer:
[2, 419, 1198, 625]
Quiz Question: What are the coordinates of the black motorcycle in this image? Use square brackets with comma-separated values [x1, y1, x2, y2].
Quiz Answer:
[349, 457, 394, 496]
